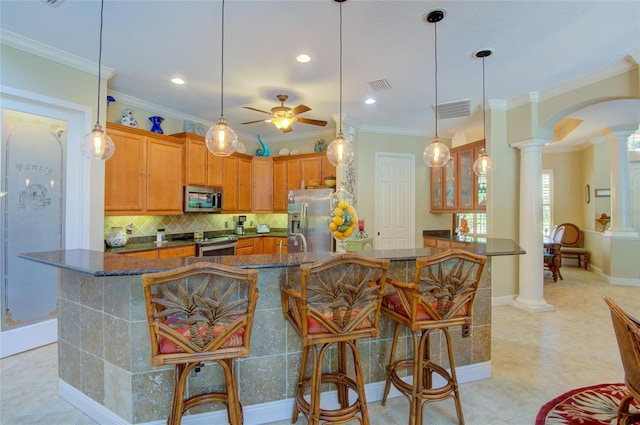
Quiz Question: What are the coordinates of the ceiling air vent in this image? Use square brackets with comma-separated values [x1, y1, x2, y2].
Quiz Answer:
[368, 79, 392, 92]
[40, 0, 65, 6]
[434, 99, 471, 119]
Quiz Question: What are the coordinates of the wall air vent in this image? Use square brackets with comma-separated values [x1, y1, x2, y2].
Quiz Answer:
[368, 79, 392, 91]
[434, 99, 471, 119]
[40, 0, 65, 6]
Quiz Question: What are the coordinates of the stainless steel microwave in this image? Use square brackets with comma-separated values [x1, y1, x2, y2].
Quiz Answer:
[183, 185, 223, 213]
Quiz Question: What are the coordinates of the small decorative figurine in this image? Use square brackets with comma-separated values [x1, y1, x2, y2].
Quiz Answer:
[183, 120, 193, 133]
[120, 109, 137, 127]
[314, 138, 327, 152]
[255, 135, 270, 156]
[149, 116, 164, 134]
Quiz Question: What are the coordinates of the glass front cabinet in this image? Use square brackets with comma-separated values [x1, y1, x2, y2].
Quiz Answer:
[429, 139, 486, 213]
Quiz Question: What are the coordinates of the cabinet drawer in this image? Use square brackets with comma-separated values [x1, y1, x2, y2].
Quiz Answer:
[123, 250, 158, 259]
[423, 238, 437, 248]
[158, 245, 196, 258]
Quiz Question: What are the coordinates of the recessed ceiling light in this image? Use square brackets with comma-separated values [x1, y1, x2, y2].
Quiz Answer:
[296, 54, 311, 63]
[171, 77, 185, 85]
[365, 98, 376, 105]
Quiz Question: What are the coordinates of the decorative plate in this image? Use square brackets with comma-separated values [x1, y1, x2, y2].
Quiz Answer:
[236, 142, 246, 153]
[279, 148, 290, 156]
[290, 149, 299, 155]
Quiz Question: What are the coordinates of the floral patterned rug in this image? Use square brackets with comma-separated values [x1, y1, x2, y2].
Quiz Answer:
[536, 383, 639, 425]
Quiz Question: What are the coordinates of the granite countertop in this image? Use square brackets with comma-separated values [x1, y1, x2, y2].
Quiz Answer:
[21, 238, 524, 277]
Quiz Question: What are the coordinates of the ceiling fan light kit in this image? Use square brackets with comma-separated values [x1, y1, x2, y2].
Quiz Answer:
[206, 0, 238, 156]
[473, 48, 496, 177]
[81, 0, 115, 161]
[423, 9, 451, 168]
[242, 93, 327, 133]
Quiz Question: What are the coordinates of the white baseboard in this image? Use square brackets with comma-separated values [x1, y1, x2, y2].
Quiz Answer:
[0, 318, 57, 358]
[60, 361, 491, 425]
[492, 295, 515, 307]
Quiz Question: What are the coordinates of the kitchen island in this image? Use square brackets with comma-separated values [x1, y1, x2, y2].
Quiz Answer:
[20, 239, 524, 425]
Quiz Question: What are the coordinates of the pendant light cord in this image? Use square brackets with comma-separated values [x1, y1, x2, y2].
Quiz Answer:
[338, 0, 343, 134]
[482, 55, 486, 148]
[220, 0, 226, 118]
[433, 19, 438, 138]
[95, 0, 105, 127]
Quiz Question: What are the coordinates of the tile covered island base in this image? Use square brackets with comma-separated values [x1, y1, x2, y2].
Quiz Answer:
[21, 240, 523, 425]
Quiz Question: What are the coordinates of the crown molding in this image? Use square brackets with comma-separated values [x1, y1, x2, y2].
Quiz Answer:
[508, 54, 638, 109]
[0, 29, 114, 79]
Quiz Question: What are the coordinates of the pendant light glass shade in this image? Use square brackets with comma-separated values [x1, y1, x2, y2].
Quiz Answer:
[82, 123, 114, 160]
[205, 117, 238, 157]
[327, 131, 354, 166]
[473, 48, 495, 177]
[81, 0, 114, 161]
[206, 0, 237, 156]
[423, 10, 450, 168]
[472, 149, 495, 177]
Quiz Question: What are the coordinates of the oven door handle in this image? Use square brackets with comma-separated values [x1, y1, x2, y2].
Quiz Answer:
[203, 242, 237, 251]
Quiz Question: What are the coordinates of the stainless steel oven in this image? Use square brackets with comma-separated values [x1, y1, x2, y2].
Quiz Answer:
[195, 236, 237, 257]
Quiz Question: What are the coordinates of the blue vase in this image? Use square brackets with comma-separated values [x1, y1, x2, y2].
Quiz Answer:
[149, 116, 164, 134]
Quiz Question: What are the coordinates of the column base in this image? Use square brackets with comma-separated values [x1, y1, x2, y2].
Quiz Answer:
[511, 296, 555, 313]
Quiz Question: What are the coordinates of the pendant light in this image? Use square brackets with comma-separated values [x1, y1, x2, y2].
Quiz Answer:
[205, 0, 238, 156]
[473, 48, 496, 177]
[326, 0, 354, 167]
[423, 9, 450, 168]
[81, 0, 114, 161]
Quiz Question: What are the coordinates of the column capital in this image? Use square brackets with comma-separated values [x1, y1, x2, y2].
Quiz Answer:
[602, 124, 638, 140]
[511, 138, 548, 150]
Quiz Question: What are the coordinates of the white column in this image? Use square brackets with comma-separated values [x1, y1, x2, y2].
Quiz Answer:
[511, 139, 554, 313]
[604, 125, 638, 237]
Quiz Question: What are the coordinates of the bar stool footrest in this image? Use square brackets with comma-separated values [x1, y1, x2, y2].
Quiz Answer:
[295, 372, 363, 422]
[388, 358, 456, 402]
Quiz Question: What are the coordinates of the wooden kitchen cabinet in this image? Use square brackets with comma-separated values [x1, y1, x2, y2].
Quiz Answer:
[299, 153, 336, 185]
[178, 133, 224, 187]
[273, 153, 334, 212]
[235, 238, 254, 256]
[423, 237, 469, 248]
[429, 139, 485, 213]
[252, 157, 273, 213]
[105, 123, 184, 216]
[122, 244, 195, 259]
[222, 153, 252, 212]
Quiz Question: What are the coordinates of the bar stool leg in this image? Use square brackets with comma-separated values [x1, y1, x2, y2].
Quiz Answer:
[292, 345, 310, 423]
[349, 339, 370, 425]
[443, 329, 465, 425]
[382, 322, 402, 406]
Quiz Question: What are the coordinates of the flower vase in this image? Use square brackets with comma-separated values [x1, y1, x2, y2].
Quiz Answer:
[120, 109, 137, 127]
[106, 227, 127, 248]
[327, 184, 357, 254]
[149, 116, 164, 134]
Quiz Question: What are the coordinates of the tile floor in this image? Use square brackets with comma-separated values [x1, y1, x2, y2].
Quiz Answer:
[1, 266, 638, 425]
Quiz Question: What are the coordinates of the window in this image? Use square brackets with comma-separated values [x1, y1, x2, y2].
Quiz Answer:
[456, 213, 487, 238]
[542, 170, 554, 236]
[629, 128, 640, 152]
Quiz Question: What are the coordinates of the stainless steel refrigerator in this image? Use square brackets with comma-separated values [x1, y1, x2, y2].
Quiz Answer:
[287, 188, 333, 253]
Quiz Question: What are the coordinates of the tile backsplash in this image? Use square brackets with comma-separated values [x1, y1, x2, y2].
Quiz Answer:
[104, 213, 288, 240]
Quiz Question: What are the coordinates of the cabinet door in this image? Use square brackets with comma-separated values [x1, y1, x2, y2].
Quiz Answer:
[252, 237, 263, 254]
[238, 157, 252, 211]
[158, 245, 196, 258]
[300, 157, 322, 184]
[207, 154, 224, 187]
[287, 158, 301, 191]
[146, 136, 184, 214]
[321, 155, 336, 180]
[252, 157, 273, 213]
[457, 149, 474, 210]
[184, 138, 207, 186]
[236, 238, 254, 255]
[105, 128, 146, 214]
[222, 156, 238, 211]
[474, 145, 487, 210]
[443, 153, 457, 210]
[273, 160, 288, 212]
[430, 167, 443, 212]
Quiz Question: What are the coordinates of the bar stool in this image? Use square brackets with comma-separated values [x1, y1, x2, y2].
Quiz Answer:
[142, 262, 259, 425]
[381, 249, 486, 425]
[281, 253, 390, 425]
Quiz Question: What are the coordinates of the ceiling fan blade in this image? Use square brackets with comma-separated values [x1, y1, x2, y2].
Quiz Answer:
[242, 106, 273, 115]
[291, 104, 311, 116]
[241, 119, 268, 125]
[297, 117, 328, 127]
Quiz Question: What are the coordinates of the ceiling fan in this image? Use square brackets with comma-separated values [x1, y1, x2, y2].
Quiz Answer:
[241, 94, 328, 133]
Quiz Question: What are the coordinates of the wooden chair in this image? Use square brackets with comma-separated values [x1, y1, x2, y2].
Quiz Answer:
[544, 225, 565, 281]
[381, 249, 486, 425]
[281, 253, 390, 425]
[142, 262, 259, 425]
[558, 222, 590, 270]
[603, 296, 640, 425]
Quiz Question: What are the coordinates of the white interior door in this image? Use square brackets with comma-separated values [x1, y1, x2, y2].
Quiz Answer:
[375, 153, 415, 249]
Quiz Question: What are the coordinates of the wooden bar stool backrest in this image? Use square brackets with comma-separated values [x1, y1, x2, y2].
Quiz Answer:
[603, 296, 640, 425]
[383, 249, 486, 334]
[142, 262, 259, 366]
[282, 253, 390, 346]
